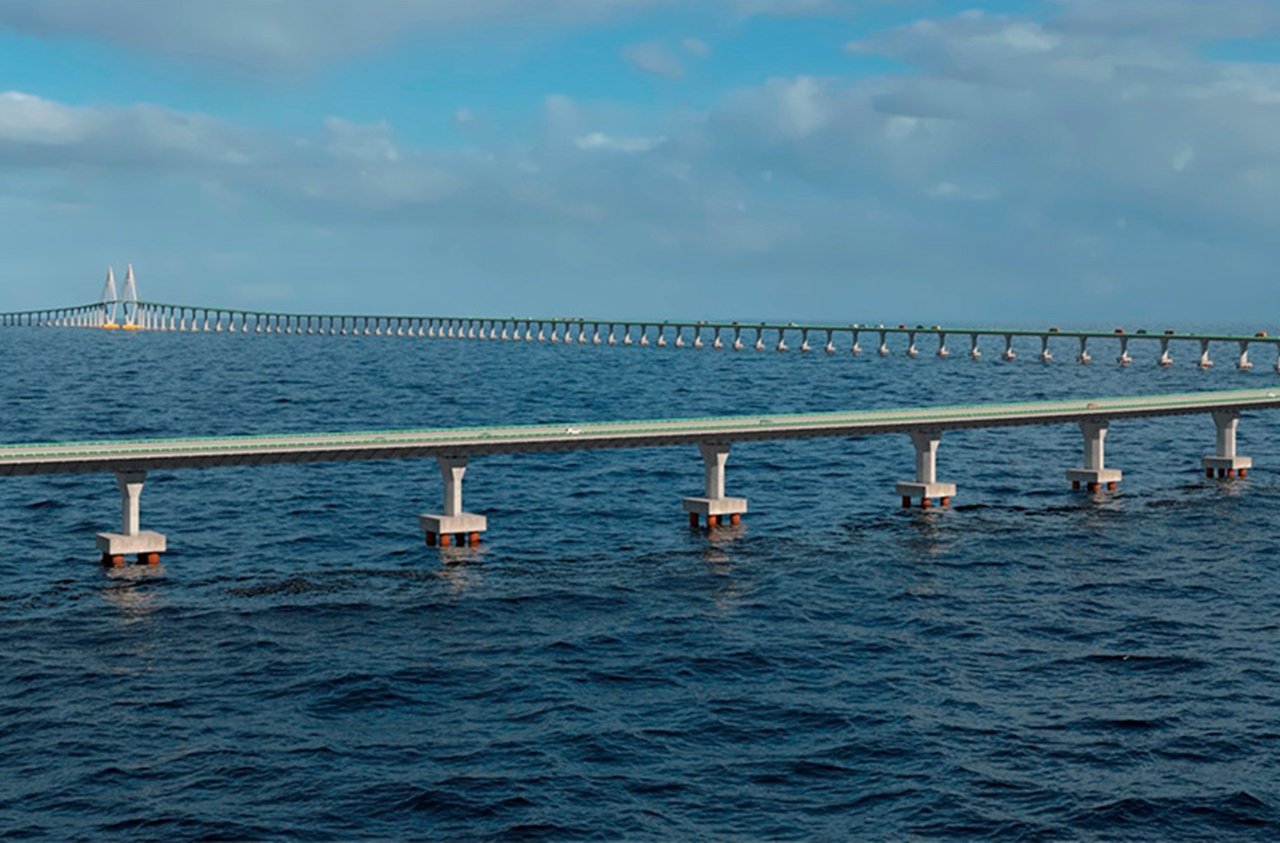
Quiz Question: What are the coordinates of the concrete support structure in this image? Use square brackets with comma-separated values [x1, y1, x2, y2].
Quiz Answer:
[895, 430, 956, 508]
[1067, 420, 1122, 492]
[95, 471, 166, 565]
[1202, 410, 1252, 478]
[1237, 341, 1253, 371]
[419, 456, 487, 547]
[682, 442, 748, 529]
[1117, 337, 1132, 367]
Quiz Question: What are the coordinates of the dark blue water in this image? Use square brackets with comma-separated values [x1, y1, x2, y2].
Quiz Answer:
[2, 329, 1280, 840]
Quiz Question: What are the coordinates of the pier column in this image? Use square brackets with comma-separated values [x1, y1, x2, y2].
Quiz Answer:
[937, 332, 950, 359]
[1078, 336, 1092, 364]
[95, 471, 166, 565]
[969, 333, 981, 360]
[1202, 410, 1252, 478]
[1199, 339, 1214, 369]
[1237, 341, 1253, 370]
[1039, 335, 1053, 362]
[1158, 337, 1173, 367]
[682, 442, 748, 529]
[1002, 334, 1016, 361]
[1067, 420, 1122, 492]
[895, 431, 956, 509]
[419, 456, 487, 547]
[1117, 336, 1132, 366]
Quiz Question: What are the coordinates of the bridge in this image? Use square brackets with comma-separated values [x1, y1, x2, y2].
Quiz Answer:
[1, 388, 1270, 561]
[2, 266, 1279, 371]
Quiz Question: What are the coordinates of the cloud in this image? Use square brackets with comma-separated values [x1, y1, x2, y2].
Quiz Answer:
[0, 0, 677, 73]
[682, 37, 711, 57]
[0, 0, 853, 75]
[574, 131, 666, 152]
[622, 41, 685, 79]
[6, 2, 1280, 319]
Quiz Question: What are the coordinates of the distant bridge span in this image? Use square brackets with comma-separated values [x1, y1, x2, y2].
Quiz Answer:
[1, 267, 1278, 371]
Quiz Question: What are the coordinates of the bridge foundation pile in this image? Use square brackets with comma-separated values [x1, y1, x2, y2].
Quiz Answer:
[419, 456, 487, 547]
[95, 471, 166, 565]
[1203, 410, 1251, 478]
[1067, 420, 1122, 492]
[896, 430, 956, 508]
[682, 442, 748, 529]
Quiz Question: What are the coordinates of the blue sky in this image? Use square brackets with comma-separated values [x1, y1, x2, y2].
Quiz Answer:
[2, 0, 1279, 323]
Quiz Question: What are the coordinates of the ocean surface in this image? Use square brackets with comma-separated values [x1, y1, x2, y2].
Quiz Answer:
[2, 327, 1279, 840]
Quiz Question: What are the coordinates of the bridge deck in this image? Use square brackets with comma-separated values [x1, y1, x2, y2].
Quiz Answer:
[1, 389, 1276, 477]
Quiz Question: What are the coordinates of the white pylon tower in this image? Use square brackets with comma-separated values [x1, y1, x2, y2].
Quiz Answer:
[100, 266, 119, 327]
[121, 264, 140, 328]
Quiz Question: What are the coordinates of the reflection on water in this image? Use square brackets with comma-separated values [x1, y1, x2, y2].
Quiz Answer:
[100, 563, 165, 622]
[433, 546, 485, 594]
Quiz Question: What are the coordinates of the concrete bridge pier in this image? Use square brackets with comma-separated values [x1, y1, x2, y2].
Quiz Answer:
[1203, 410, 1251, 478]
[895, 430, 956, 509]
[1002, 334, 1016, 362]
[682, 442, 747, 529]
[824, 329, 836, 354]
[95, 471, 166, 566]
[878, 330, 890, 357]
[1158, 337, 1173, 367]
[1237, 341, 1253, 371]
[1039, 335, 1053, 362]
[1199, 339, 1214, 369]
[906, 331, 919, 358]
[1078, 336, 1092, 364]
[969, 333, 981, 360]
[420, 456, 487, 548]
[1067, 420, 1122, 492]
[937, 332, 950, 359]
[1116, 336, 1133, 366]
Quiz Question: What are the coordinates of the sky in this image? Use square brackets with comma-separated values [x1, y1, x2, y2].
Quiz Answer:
[2, 0, 1280, 323]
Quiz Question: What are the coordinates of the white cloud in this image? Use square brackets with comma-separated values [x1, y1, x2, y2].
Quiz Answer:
[0, 0, 850, 74]
[0, 0, 678, 73]
[682, 37, 711, 57]
[574, 131, 665, 153]
[6, 3, 1280, 319]
[622, 41, 685, 79]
